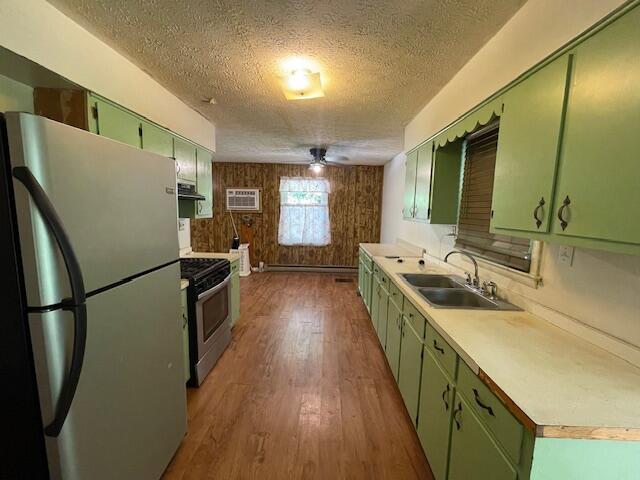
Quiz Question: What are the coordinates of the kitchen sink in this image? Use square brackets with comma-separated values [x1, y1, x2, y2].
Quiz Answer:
[418, 288, 498, 309]
[401, 273, 463, 288]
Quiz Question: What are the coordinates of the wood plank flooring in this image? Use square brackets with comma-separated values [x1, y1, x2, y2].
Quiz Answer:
[163, 272, 433, 480]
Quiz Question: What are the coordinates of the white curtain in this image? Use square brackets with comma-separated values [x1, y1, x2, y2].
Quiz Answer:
[278, 177, 331, 246]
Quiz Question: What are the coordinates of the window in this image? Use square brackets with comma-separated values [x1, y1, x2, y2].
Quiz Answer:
[456, 121, 532, 272]
[278, 177, 331, 246]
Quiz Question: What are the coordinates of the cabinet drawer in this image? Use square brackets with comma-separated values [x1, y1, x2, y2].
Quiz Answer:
[403, 301, 425, 339]
[425, 322, 458, 380]
[372, 263, 389, 286]
[231, 260, 239, 274]
[457, 361, 524, 464]
[388, 281, 404, 309]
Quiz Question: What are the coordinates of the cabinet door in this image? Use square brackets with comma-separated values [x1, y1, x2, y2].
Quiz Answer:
[398, 318, 424, 424]
[403, 150, 418, 219]
[492, 54, 570, 233]
[414, 142, 433, 221]
[141, 121, 174, 158]
[429, 141, 463, 225]
[417, 348, 454, 480]
[552, 7, 640, 244]
[377, 286, 389, 348]
[358, 258, 364, 296]
[448, 394, 517, 480]
[174, 137, 197, 183]
[364, 265, 372, 313]
[371, 278, 380, 331]
[181, 290, 190, 383]
[385, 299, 403, 381]
[195, 147, 213, 218]
[94, 98, 141, 148]
[230, 272, 240, 327]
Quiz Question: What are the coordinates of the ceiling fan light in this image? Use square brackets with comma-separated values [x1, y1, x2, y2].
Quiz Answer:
[310, 162, 324, 173]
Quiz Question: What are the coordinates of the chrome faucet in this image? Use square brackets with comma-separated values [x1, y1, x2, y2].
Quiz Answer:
[444, 250, 480, 288]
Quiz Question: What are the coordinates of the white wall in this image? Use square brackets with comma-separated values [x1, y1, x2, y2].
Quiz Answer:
[0, 74, 33, 113]
[382, 0, 640, 359]
[0, 0, 215, 151]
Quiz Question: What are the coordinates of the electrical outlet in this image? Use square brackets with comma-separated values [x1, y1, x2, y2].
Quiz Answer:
[558, 245, 574, 266]
[178, 219, 186, 231]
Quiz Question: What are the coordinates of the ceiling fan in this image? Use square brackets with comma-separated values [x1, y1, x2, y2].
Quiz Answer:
[308, 147, 350, 172]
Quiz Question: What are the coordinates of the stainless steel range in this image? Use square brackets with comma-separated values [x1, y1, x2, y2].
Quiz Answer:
[180, 258, 231, 386]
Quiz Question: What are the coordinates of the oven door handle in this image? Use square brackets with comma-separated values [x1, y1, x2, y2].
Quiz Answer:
[197, 273, 231, 301]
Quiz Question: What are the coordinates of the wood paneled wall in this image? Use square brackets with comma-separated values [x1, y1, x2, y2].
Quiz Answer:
[191, 162, 384, 267]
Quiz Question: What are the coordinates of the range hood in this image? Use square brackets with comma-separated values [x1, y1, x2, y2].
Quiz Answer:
[178, 182, 205, 201]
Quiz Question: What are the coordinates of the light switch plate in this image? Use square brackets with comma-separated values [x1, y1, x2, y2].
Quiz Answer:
[558, 245, 574, 266]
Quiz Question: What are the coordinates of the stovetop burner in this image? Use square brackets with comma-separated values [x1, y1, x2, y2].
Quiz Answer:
[180, 257, 229, 281]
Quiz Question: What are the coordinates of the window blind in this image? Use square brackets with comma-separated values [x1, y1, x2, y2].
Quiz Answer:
[455, 122, 532, 272]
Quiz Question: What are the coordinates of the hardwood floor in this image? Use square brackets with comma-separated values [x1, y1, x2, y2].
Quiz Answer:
[163, 272, 433, 480]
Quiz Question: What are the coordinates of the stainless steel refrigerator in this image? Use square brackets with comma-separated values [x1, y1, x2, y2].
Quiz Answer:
[0, 112, 186, 479]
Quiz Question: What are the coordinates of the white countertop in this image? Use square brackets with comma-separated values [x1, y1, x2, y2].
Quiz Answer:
[180, 279, 189, 290]
[360, 242, 424, 258]
[361, 245, 640, 437]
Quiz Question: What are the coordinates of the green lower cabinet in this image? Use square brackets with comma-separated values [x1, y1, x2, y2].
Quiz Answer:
[92, 96, 141, 148]
[362, 262, 372, 314]
[376, 284, 389, 347]
[230, 260, 240, 327]
[448, 394, 517, 480]
[385, 298, 403, 381]
[371, 278, 381, 331]
[417, 348, 454, 480]
[180, 289, 190, 383]
[397, 316, 424, 424]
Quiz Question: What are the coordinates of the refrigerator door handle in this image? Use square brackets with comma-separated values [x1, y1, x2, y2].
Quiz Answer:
[13, 166, 87, 437]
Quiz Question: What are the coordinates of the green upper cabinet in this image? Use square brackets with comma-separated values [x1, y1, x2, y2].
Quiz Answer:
[404, 140, 462, 224]
[429, 140, 463, 224]
[174, 137, 197, 184]
[448, 394, 517, 480]
[195, 147, 213, 218]
[414, 142, 433, 221]
[92, 96, 141, 148]
[403, 149, 418, 219]
[551, 6, 640, 246]
[491, 54, 571, 234]
[141, 121, 174, 158]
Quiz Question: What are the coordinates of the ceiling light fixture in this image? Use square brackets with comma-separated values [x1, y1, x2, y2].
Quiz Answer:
[279, 58, 324, 101]
[310, 161, 324, 173]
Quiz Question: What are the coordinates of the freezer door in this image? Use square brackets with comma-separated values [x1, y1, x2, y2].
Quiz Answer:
[6, 112, 179, 307]
[30, 262, 186, 480]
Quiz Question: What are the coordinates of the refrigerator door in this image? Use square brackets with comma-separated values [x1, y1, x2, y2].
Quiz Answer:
[6, 112, 179, 307]
[30, 262, 186, 480]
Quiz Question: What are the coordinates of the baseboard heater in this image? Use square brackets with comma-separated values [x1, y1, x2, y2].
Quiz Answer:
[265, 264, 357, 274]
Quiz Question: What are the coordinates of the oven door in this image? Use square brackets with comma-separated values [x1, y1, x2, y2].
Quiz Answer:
[195, 274, 231, 357]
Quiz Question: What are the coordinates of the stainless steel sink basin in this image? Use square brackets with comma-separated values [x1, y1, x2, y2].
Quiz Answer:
[418, 288, 498, 309]
[415, 287, 521, 311]
[401, 273, 463, 289]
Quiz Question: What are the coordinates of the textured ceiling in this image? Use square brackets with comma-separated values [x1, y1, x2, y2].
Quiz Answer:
[47, 0, 526, 165]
